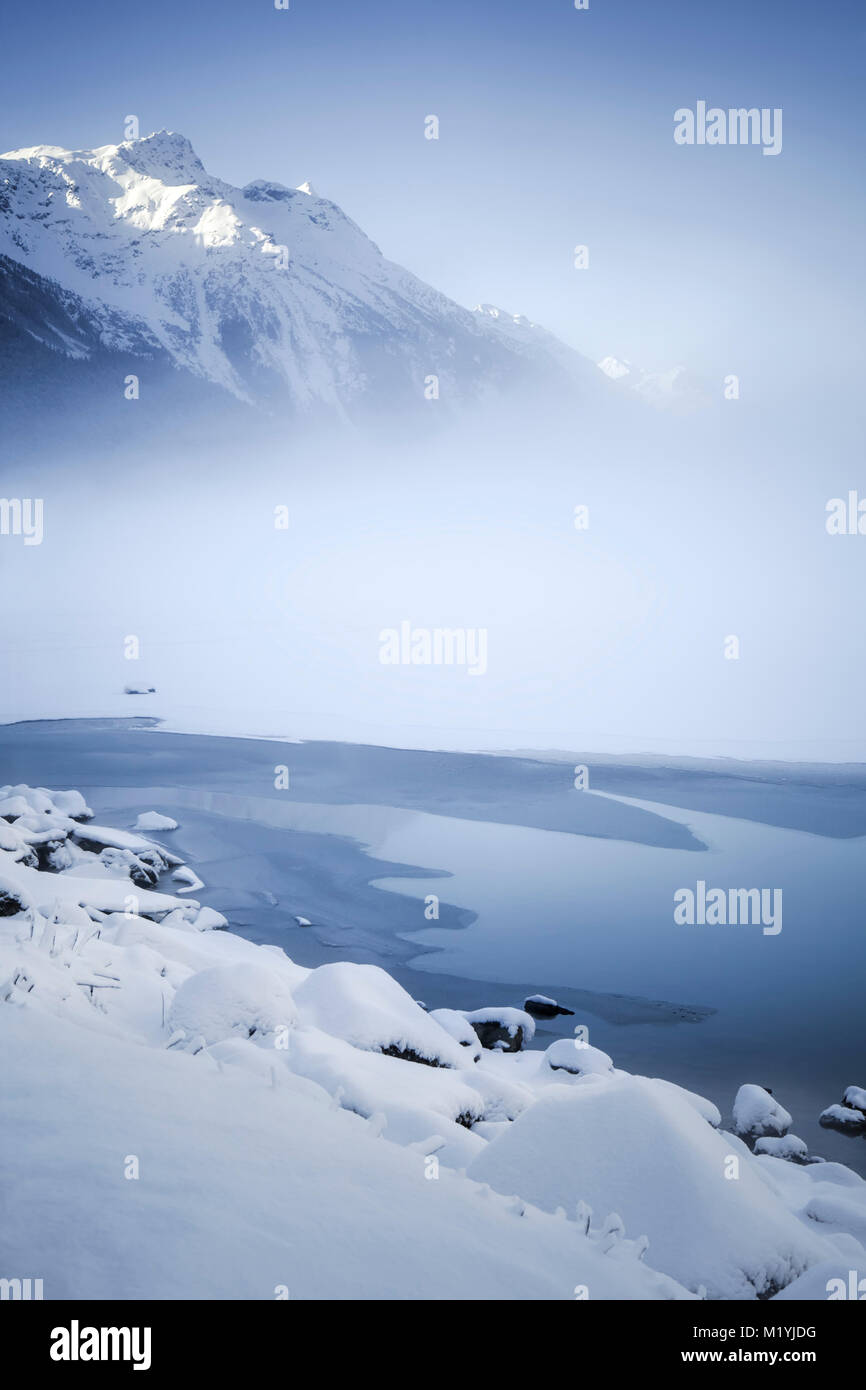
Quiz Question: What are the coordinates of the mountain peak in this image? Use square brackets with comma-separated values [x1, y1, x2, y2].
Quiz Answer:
[114, 129, 206, 183]
[598, 355, 632, 380]
[0, 129, 599, 414]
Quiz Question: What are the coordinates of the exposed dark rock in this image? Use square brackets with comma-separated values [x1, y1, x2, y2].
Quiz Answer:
[470, 1020, 525, 1053]
[455, 1110, 481, 1130]
[378, 1044, 446, 1069]
[819, 1105, 866, 1135]
[524, 994, 575, 1020]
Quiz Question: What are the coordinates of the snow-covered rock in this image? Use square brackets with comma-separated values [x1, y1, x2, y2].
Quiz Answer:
[462, 1007, 536, 1052]
[70, 822, 181, 866]
[0, 819, 38, 867]
[169, 963, 298, 1045]
[288, 1027, 487, 1135]
[733, 1084, 793, 1140]
[844, 1085, 866, 1114]
[0, 794, 40, 820]
[134, 812, 179, 831]
[754, 1134, 809, 1163]
[45, 789, 92, 820]
[294, 962, 466, 1068]
[428, 1007, 483, 1060]
[523, 993, 575, 1019]
[820, 1104, 866, 1134]
[172, 866, 204, 893]
[545, 1038, 614, 1077]
[819, 1085, 866, 1134]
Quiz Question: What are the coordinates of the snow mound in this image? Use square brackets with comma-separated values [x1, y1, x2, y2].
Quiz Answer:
[646, 1077, 722, 1129]
[134, 812, 179, 831]
[169, 964, 298, 1044]
[428, 1007, 483, 1060]
[733, 1084, 792, 1139]
[545, 1038, 613, 1076]
[45, 789, 92, 820]
[468, 1076, 834, 1299]
[71, 822, 181, 865]
[754, 1135, 809, 1162]
[288, 1027, 486, 1134]
[462, 1006, 536, 1052]
[294, 962, 466, 1067]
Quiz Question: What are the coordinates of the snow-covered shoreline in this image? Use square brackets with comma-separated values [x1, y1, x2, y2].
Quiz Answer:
[2, 781, 865, 1300]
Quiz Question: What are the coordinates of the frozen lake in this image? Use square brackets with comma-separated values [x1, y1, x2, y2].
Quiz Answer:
[2, 718, 864, 1172]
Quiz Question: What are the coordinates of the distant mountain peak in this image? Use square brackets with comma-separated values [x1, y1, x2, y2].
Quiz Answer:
[598, 354, 633, 380]
[598, 354, 709, 411]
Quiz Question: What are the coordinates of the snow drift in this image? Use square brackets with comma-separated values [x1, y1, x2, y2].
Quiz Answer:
[1, 783, 865, 1300]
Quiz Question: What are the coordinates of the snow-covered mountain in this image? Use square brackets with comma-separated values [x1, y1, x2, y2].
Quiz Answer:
[597, 354, 711, 411]
[0, 131, 599, 414]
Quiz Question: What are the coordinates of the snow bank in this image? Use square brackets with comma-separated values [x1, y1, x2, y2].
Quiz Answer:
[0, 1007, 691, 1301]
[2, 782, 865, 1301]
[468, 1076, 840, 1299]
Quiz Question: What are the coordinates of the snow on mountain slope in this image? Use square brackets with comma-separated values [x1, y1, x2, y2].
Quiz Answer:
[0, 131, 597, 412]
